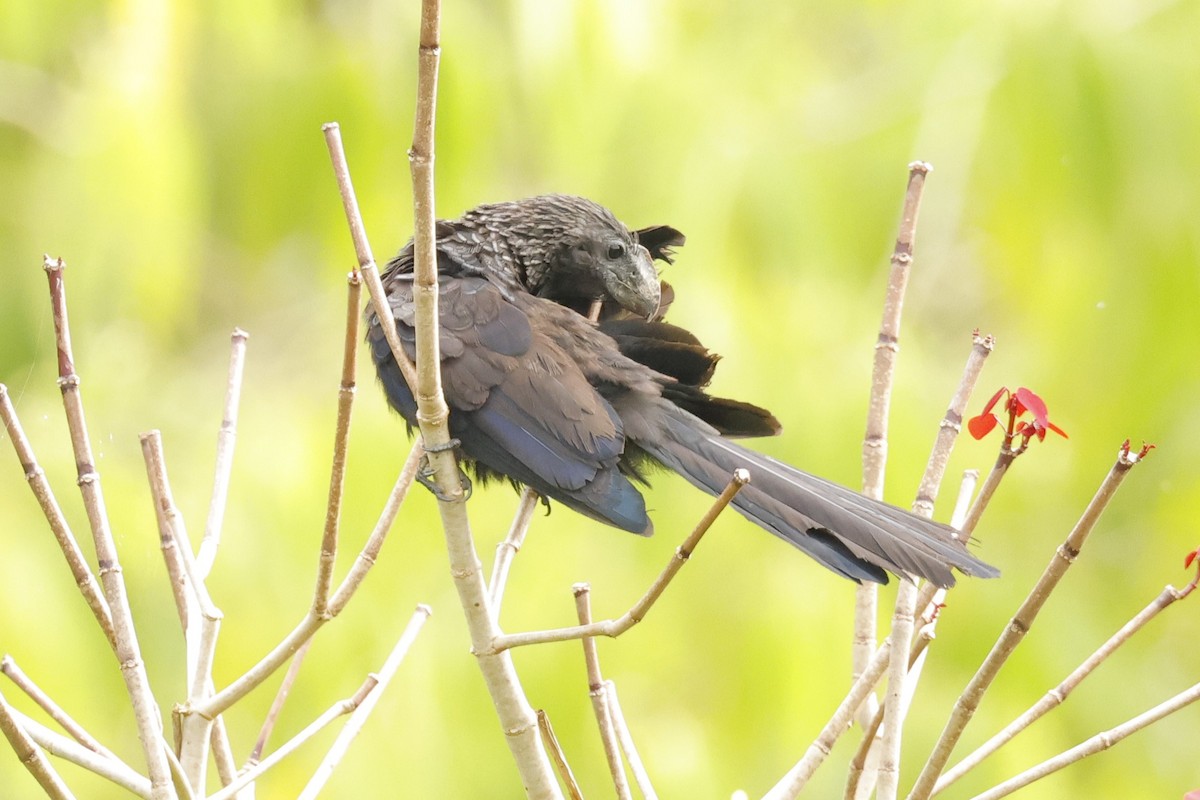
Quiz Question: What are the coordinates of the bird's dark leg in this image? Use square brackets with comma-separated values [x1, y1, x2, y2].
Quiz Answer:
[416, 437, 473, 501]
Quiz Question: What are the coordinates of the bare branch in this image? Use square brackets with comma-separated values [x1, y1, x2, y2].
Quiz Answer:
[492, 469, 749, 651]
[969, 681, 1200, 800]
[298, 605, 432, 800]
[575, 586, 631, 800]
[537, 710, 585, 800]
[934, 580, 1196, 794]
[1, 656, 116, 761]
[490, 488, 540, 609]
[762, 640, 894, 800]
[907, 443, 1150, 800]
[250, 638, 314, 766]
[196, 328, 249, 579]
[314, 272, 363, 614]
[856, 161, 933, 724]
[0, 384, 114, 648]
[42, 255, 174, 798]
[0, 689, 76, 799]
[606, 680, 658, 800]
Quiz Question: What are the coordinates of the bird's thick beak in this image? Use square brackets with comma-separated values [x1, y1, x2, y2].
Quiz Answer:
[604, 246, 661, 319]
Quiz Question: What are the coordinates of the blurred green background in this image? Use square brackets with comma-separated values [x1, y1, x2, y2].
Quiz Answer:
[2, 0, 1198, 797]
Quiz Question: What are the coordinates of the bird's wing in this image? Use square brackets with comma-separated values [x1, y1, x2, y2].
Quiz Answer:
[369, 270, 652, 532]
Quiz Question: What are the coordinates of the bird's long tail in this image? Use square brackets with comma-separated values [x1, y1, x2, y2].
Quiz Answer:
[633, 404, 999, 587]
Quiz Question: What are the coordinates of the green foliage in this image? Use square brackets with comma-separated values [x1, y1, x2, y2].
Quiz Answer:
[2, 1, 1198, 797]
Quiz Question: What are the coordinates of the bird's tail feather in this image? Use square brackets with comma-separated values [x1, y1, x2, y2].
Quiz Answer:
[638, 406, 999, 587]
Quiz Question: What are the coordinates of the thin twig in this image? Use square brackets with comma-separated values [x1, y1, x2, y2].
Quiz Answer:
[197, 442, 422, 719]
[492, 470, 749, 651]
[606, 680, 658, 800]
[314, 272, 362, 615]
[969, 681, 1200, 800]
[490, 488, 540, 609]
[934, 579, 1196, 795]
[846, 472, 977, 800]
[912, 332, 994, 519]
[250, 638, 314, 766]
[575, 586, 632, 800]
[907, 443, 1150, 800]
[43, 255, 174, 798]
[0, 689, 76, 800]
[0, 383, 115, 648]
[6, 704, 151, 797]
[537, 710, 585, 800]
[196, 328, 249, 579]
[761, 640, 894, 800]
[856, 161, 933, 724]
[1, 656, 116, 760]
[206, 670, 394, 800]
[298, 605, 433, 800]
[141, 430, 223, 793]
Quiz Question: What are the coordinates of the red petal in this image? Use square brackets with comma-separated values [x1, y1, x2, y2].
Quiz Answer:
[968, 414, 999, 439]
[1047, 421, 1069, 439]
[1015, 387, 1051, 428]
[978, 386, 1008, 417]
[1186, 549, 1199, 569]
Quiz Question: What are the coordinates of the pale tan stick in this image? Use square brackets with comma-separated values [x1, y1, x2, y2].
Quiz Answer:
[297, 605, 433, 800]
[492, 470, 749, 651]
[196, 442, 421, 719]
[934, 579, 1197, 794]
[0, 690, 76, 800]
[912, 332, 994, 519]
[846, 473, 977, 800]
[969, 681, 1200, 800]
[6, 704, 151, 797]
[857, 161, 933, 724]
[314, 271, 362, 615]
[196, 328, 249, 579]
[42, 256, 173, 798]
[606, 680, 658, 800]
[0, 384, 115, 648]
[761, 640, 894, 800]
[490, 488, 540, 609]
[209, 716, 239, 789]
[877, 334, 992, 800]
[1, 656, 116, 760]
[907, 444, 1149, 800]
[206, 673, 391, 800]
[141, 431, 223, 793]
[575, 585, 632, 800]
[537, 710, 585, 800]
[249, 638, 315, 766]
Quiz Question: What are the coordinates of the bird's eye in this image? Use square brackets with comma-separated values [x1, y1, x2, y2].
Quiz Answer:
[606, 242, 626, 260]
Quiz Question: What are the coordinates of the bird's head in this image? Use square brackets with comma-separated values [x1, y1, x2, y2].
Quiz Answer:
[509, 196, 663, 319]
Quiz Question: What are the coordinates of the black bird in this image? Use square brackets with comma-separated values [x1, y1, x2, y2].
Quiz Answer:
[367, 195, 998, 587]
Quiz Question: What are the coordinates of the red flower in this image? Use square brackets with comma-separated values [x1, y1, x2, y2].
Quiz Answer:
[968, 386, 1067, 445]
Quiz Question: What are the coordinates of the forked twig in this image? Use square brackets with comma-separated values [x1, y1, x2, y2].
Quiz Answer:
[970, 681, 1200, 800]
[934, 576, 1198, 794]
[196, 441, 422, 719]
[298, 605, 433, 800]
[1, 656, 116, 762]
[575, 586, 631, 800]
[907, 443, 1151, 800]
[606, 680, 658, 800]
[491, 470, 749, 651]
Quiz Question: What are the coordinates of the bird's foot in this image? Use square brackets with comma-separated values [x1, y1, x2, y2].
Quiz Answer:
[416, 439, 473, 502]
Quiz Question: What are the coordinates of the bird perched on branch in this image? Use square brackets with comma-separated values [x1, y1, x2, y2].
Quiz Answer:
[368, 194, 998, 587]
